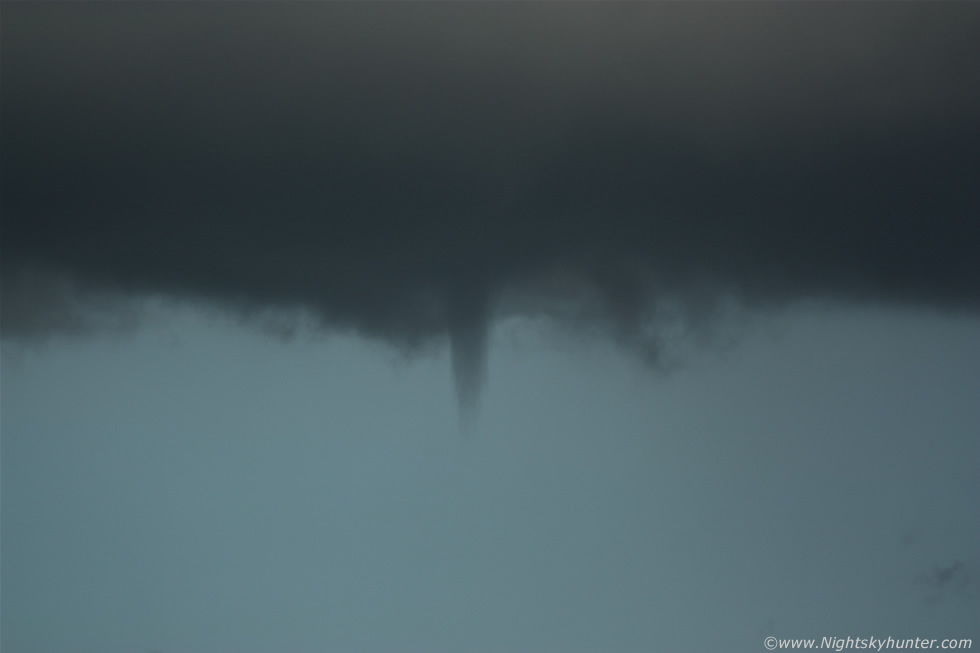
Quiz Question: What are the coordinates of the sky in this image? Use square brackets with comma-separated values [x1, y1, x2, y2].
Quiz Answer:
[2, 2, 979, 652]
[2, 306, 979, 653]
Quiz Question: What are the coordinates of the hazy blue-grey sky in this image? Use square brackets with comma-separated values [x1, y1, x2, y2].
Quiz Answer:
[2, 305, 978, 652]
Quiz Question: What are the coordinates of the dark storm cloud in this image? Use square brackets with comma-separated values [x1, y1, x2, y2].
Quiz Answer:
[2, 3, 979, 404]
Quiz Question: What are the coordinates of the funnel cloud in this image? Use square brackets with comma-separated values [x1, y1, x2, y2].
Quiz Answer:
[2, 3, 979, 416]
[448, 289, 490, 430]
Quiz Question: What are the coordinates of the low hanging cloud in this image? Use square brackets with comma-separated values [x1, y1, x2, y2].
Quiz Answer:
[2, 3, 979, 413]
[917, 561, 980, 607]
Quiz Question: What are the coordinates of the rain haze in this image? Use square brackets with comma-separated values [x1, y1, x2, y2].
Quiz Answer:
[1, 3, 978, 652]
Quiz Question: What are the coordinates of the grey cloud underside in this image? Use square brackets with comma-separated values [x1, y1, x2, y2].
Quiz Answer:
[3, 3, 980, 397]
